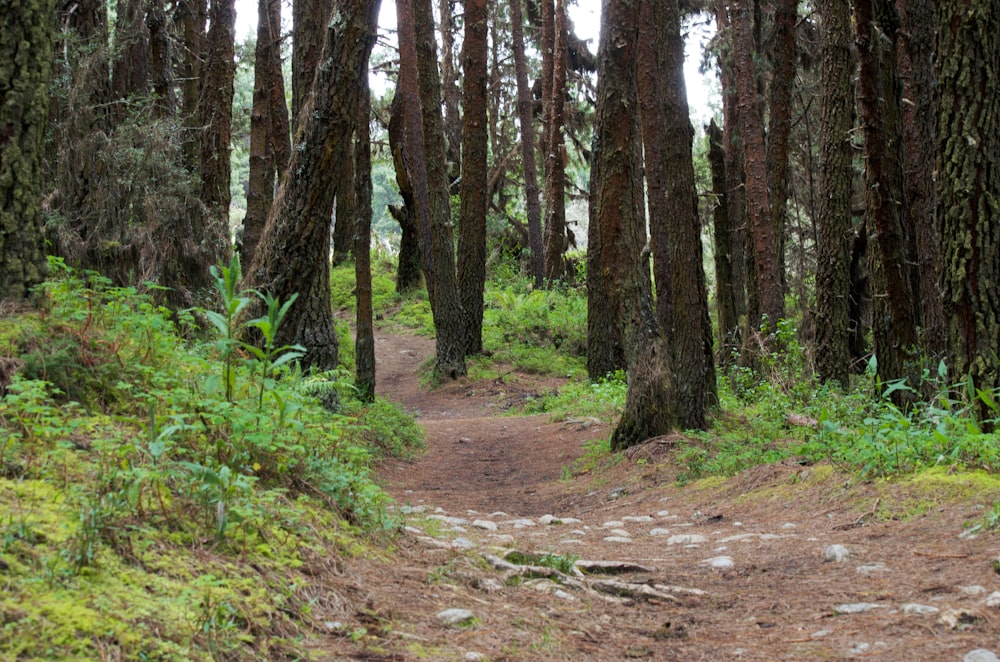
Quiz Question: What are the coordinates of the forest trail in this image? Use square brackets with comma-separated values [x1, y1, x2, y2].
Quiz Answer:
[314, 330, 1000, 661]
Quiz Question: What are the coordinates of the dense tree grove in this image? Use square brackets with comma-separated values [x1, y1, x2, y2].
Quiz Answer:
[1, 0, 997, 440]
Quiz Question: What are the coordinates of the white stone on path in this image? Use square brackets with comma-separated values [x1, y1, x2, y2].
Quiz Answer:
[985, 591, 1000, 609]
[824, 544, 851, 562]
[608, 528, 631, 537]
[451, 537, 475, 550]
[503, 518, 537, 528]
[471, 519, 498, 531]
[965, 650, 1000, 662]
[834, 603, 883, 614]
[855, 562, 888, 574]
[704, 556, 735, 570]
[601, 520, 625, 528]
[649, 528, 671, 536]
[667, 534, 708, 545]
[429, 514, 470, 526]
[622, 515, 654, 523]
[437, 608, 475, 625]
[465, 652, 485, 662]
[900, 603, 939, 615]
[603, 536, 634, 543]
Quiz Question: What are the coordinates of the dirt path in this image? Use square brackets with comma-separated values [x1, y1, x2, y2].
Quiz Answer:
[315, 331, 1000, 661]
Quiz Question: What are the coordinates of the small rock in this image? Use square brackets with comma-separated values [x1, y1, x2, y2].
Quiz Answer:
[960, 585, 988, 596]
[810, 629, 831, 639]
[465, 652, 485, 662]
[474, 577, 504, 593]
[487, 534, 515, 545]
[437, 608, 475, 626]
[539, 514, 561, 525]
[985, 591, 1000, 608]
[503, 518, 537, 528]
[471, 519, 498, 531]
[667, 534, 708, 545]
[553, 589, 575, 601]
[488, 511, 508, 518]
[603, 536, 634, 544]
[323, 621, 344, 632]
[900, 603, 939, 615]
[759, 533, 783, 540]
[607, 487, 628, 500]
[451, 537, 475, 550]
[608, 528, 631, 537]
[964, 650, 1000, 662]
[824, 544, 851, 562]
[403, 526, 424, 535]
[656, 510, 671, 517]
[449, 526, 468, 533]
[622, 515, 654, 523]
[718, 533, 756, 543]
[834, 602, 883, 614]
[429, 514, 470, 526]
[602, 520, 625, 528]
[855, 562, 888, 574]
[781, 522, 797, 529]
[649, 528, 671, 536]
[561, 517, 583, 524]
[939, 607, 983, 629]
[704, 556, 735, 570]
[571, 529, 588, 536]
[558, 539, 583, 545]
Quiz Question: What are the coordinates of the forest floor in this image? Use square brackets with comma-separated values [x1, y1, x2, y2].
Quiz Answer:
[310, 331, 1000, 661]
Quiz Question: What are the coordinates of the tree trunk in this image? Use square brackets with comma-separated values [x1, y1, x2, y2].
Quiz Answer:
[0, 0, 56, 299]
[458, 0, 489, 356]
[590, 0, 672, 450]
[332, 147, 356, 264]
[111, 0, 150, 108]
[765, 0, 796, 295]
[438, 0, 462, 179]
[707, 119, 740, 361]
[147, 0, 176, 117]
[243, 0, 381, 376]
[509, 0, 545, 286]
[730, 0, 783, 330]
[897, 0, 944, 361]
[177, 0, 207, 171]
[387, 92, 423, 293]
[412, 0, 467, 377]
[197, 0, 237, 277]
[814, 0, 855, 386]
[354, 79, 376, 402]
[291, 0, 327, 127]
[242, 0, 288, 267]
[854, 0, 919, 386]
[938, 0, 1000, 419]
[542, 0, 569, 282]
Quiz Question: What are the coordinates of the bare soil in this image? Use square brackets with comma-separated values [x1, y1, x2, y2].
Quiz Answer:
[311, 331, 1000, 661]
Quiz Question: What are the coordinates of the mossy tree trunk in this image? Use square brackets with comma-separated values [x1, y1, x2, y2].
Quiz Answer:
[0, 0, 56, 299]
[938, 0, 1000, 419]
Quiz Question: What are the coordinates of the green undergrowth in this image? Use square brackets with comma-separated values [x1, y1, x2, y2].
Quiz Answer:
[0, 259, 422, 659]
[330, 261, 434, 336]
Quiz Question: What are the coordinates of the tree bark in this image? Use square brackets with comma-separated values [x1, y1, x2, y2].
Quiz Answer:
[458, 0, 489, 356]
[291, 0, 327, 127]
[0, 0, 56, 299]
[509, 0, 545, 286]
[354, 78, 376, 402]
[242, 0, 288, 267]
[765, 0, 796, 294]
[730, 0, 783, 330]
[897, 0, 944, 360]
[177, 0, 207, 171]
[814, 0, 855, 386]
[412, 0, 467, 377]
[243, 0, 381, 375]
[938, 0, 1000, 418]
[542, 0, 569, 282]
[854, 0, 920, 387]
[147, 0, 176, 117]
[387, 92, 423, 293]
[707, 119, 740, 361]
[197, 0, 237, 277]
[111, 0, 150, 108]
[332, 143, 356, 264]
[438, 0, 462, 179]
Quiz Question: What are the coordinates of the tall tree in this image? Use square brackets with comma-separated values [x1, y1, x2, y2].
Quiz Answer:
[938, 0, 1000, 417]
[814, 0, 855, 386]
[438, 0, 462, 178]
[411, 0, 466, 377]
[147, 0, 176, 116]
[177, 0, 207, 170]
[354, 78, 376, 402]
[197, 0, 237, 275]
[650, 0, 717, 428]
[707, 118, 741, 361]
[898, 0, 944, 360]
[509, 0, 545, 286]
[458, 0, 489, 356]
[766, 0, 796, 290]
[110, 0, 150, 107]
[242, 0, 290, 267]
[854, 0, 920, 386]
[730, 0, 784, 330]
[1, 0, 56, 299]
[291, 0, 326, 125]
[542, 0, 569, 281]
[243, 0, 381, 374]
[387, 92, 424, 293]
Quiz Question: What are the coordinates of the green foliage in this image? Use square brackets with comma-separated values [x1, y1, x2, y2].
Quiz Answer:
[0, 262, 422, 658]
[522, 371, 626, 424]
[329, 259, 435, 335]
